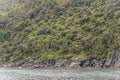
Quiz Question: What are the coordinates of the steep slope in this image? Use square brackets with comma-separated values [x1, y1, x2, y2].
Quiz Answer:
[0, 0, 120, 61]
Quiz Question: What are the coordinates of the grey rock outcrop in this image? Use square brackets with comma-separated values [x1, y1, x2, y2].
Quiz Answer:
[69, 59, 81, 68]
[110, 47, 120, 67]
[103, 59, 111, 68]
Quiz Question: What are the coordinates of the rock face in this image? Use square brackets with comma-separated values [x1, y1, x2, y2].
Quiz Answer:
[0, 58, 115, 68]
[110, 47, 120, 67]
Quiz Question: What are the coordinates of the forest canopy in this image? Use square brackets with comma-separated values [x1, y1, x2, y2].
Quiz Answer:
[0, 0, 120, 61]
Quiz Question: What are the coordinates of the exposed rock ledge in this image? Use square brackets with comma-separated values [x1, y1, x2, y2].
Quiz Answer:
[0, 47, 120, 68]
[0, 59, 105, 68]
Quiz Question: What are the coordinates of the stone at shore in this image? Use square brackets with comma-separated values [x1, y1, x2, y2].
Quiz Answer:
[0, 58, 114, 68]
[69, 62, 80, 68]
[103, 59, 111, 68]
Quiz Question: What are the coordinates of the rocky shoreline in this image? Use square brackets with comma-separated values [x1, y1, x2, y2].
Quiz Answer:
[0, 48, 120, 68]
[0, 58, 118, 68]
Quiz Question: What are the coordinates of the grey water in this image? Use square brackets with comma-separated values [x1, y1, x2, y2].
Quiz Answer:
[0, 68, 120, 80]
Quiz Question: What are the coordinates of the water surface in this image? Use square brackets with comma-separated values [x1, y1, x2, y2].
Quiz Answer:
[0, 68, 120, 80]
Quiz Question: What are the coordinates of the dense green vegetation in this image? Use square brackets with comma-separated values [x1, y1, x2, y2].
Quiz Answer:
[0, 0, 120, 61]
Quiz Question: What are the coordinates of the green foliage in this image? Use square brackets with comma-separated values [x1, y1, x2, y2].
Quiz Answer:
[0, 0, 120, 61]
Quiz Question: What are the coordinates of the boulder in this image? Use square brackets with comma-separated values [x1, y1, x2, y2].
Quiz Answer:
[89, 59, 100, 68]
[69, 62, 80, 68]
[103, 59, 111, 68]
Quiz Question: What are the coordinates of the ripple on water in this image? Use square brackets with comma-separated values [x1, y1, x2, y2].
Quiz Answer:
[0, 68, 120, 80]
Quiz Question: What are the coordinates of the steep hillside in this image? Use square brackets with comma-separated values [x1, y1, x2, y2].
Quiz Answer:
[0, 0, 120, 61]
